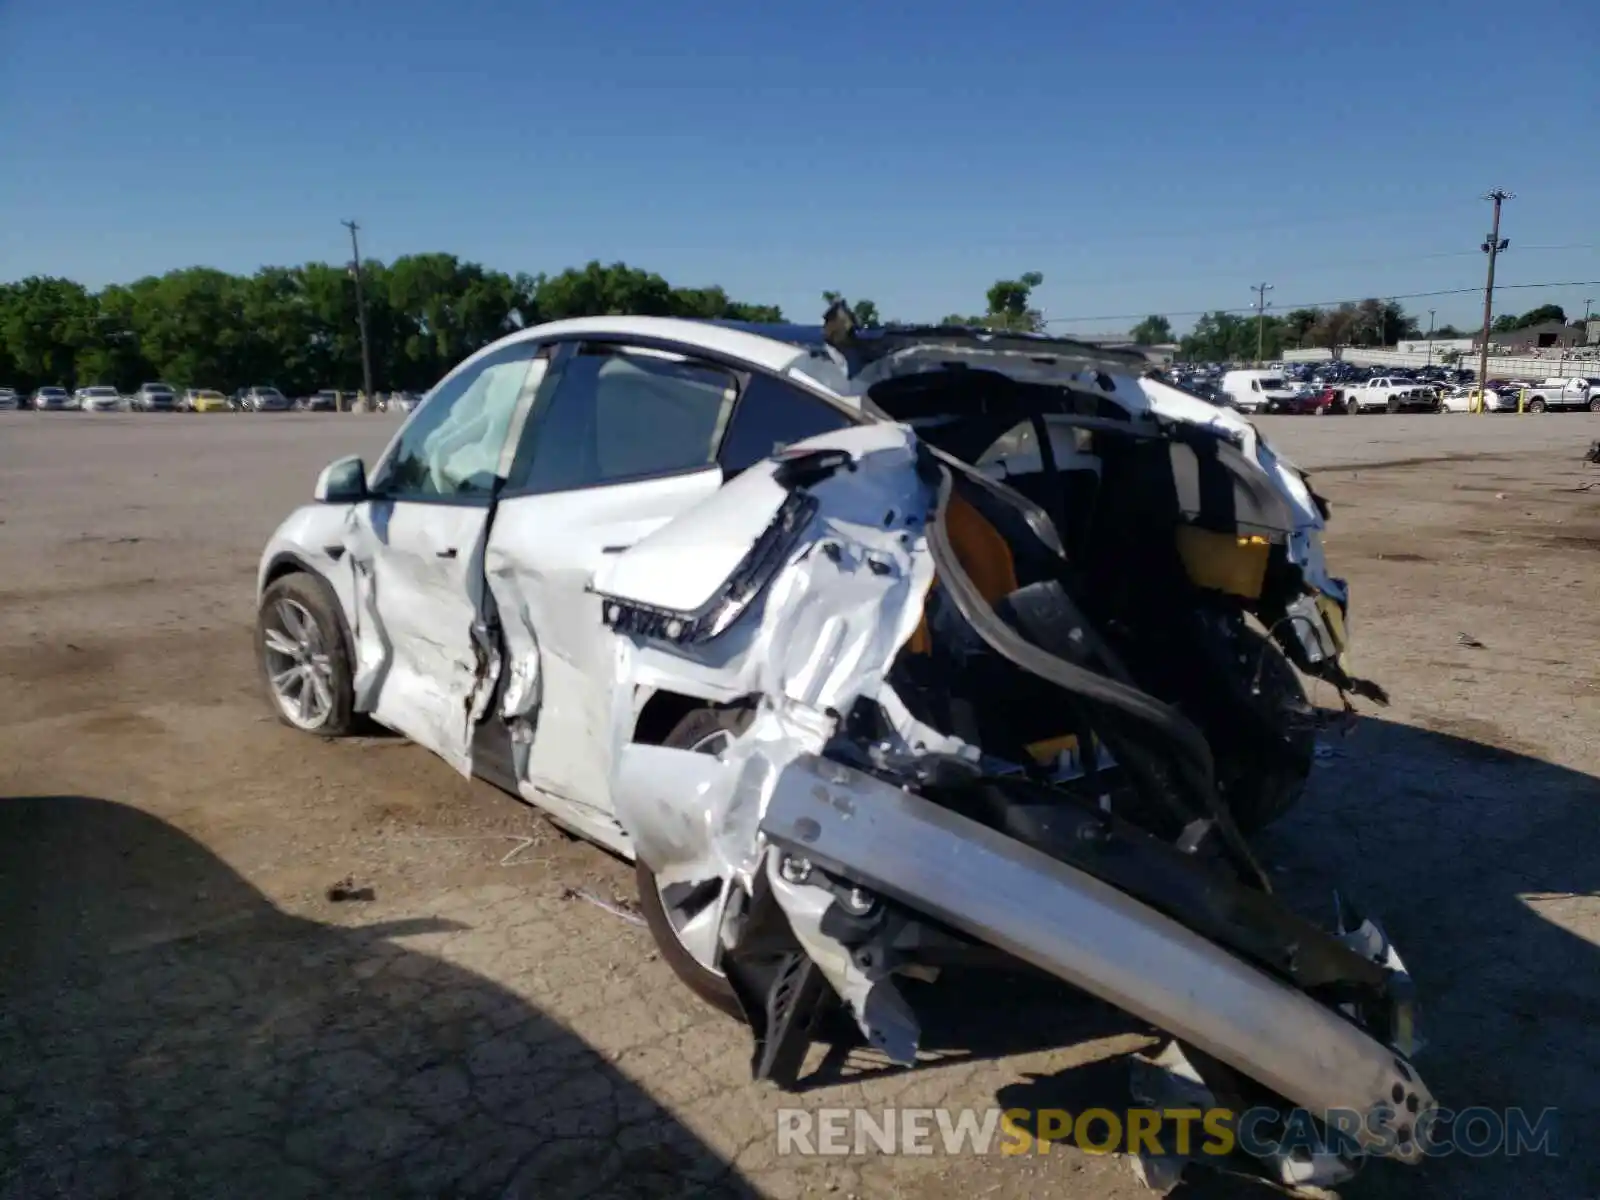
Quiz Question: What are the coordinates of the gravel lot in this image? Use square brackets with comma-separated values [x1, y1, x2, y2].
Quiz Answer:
[2, 410, 1598, 1199]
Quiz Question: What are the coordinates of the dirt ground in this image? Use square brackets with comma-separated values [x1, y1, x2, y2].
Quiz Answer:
[2, 410, 1597, 1199]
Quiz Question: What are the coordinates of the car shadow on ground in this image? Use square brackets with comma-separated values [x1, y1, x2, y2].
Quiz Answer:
[0, 795, 757, 1200]
[988, 713, 1600, 1198]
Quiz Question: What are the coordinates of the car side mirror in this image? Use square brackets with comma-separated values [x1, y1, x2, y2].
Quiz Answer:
[314, 455, 368, 503]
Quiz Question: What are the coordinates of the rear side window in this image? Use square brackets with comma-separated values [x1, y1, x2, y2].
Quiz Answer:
[717, 373, 854, 475]
[513, 346, 737, 493]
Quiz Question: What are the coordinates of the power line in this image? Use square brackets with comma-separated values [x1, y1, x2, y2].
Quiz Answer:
[1042, 279, 1600, 326]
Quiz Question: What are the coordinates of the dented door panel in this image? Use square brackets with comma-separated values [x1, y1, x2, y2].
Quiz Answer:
[483, 467, 726, 821]
[344, 499, 495, 774]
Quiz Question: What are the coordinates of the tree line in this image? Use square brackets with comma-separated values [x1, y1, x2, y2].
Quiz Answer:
[14, 255, 1570, 392]
[0, 262, 1065, 396]
[0, 258, 787, 395]
[1131, 301, 1587, 363]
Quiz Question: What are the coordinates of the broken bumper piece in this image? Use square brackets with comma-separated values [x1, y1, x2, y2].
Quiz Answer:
[756, 751, 1434, 1167]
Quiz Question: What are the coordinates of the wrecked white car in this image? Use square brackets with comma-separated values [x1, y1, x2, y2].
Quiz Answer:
[258, 310, 1430, 1191]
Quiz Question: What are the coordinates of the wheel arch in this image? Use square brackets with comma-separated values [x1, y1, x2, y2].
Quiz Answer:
[260, 551, 359, 678]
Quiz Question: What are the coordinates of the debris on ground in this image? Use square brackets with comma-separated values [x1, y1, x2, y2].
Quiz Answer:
[1584, 440, 1600, 465]
[560, 886, 646, 927]
[326, 876, 376, 903]
[1457, 632, 1487, 649]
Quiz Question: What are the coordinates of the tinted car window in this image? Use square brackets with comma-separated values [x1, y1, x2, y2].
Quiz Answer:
[513, 346, 736, 493]
[372, 343, 548, 500]
[717, 372, 854, 475]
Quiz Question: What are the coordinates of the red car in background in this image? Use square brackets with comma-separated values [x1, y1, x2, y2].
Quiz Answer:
[1267, 387, 1343, 415]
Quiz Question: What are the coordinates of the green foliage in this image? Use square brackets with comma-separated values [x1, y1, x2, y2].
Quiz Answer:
[1177, 297, 1421, 361]
[1129, 315, 1173, 344]
[943, 271, 1047, 333]
[0, 258, 784, 393]
[1492, 303, 1565, 334]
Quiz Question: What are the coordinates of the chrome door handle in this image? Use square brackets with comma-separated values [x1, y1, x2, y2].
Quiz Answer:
[436, 548, 458, 559]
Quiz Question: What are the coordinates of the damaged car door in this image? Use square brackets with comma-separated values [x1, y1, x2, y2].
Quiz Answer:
[482, 341, 856, 850]
[344, 342, 552, 773]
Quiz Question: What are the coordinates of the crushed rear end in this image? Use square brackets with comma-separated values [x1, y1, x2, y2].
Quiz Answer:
[593, 322, 1431, 1192]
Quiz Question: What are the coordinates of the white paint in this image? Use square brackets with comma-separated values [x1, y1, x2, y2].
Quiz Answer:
[343, 500, 495, 775]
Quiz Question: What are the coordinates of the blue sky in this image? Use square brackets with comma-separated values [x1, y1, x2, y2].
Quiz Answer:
[1, 0, 1596, 334]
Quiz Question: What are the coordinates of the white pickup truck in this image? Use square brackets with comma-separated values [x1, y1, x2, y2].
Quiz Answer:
[1330, 376, 1439, 414]
[1517, 377, 1600, 413]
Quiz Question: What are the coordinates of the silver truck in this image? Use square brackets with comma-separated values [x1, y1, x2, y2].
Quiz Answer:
[1518, 376, 1600, 413]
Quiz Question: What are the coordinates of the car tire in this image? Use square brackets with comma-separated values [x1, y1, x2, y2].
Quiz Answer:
[256, 572, 356, 737]
[635, 704, 753, 1019]
[1211, 624, 1315, 835]
[1528, 398, 1546, 413]
[1386, 396, 1400, 414]
[1345, 397, 1360, 415]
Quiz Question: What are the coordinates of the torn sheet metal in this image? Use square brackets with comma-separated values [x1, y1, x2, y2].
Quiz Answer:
[758, 753, 1434, 1162]
[341, 501, 498, 775]
[600, 424, 942, 947]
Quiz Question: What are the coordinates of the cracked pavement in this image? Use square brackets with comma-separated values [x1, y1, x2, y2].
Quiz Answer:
[2, 412, 1597, 1198]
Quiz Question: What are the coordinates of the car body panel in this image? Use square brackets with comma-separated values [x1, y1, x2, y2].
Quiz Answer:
[485, 466, 727, 847]
[342, 499, 496, 774]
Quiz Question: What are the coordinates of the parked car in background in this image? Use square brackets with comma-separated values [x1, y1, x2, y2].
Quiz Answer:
[1219, 370, 1298, 413]
[132, 382, 178, 412]
[77, 386, 128, 412]
[181, 388, 230, 412]
[32, 387, 73, 411]
[0, 387, 22, 410]
[296, 389, 340, 412]
[237, 386, 291, 412]
[1329, 376, 1437, 414]
[379, 391, 422, 414]
[1273, 387, 1342, 415]
[1438, 386, 1513, 413]
[1519, 377, 1600, 413]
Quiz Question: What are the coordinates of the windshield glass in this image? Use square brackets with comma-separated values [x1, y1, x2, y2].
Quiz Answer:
[258, 389, 284, 399]
[86, 387, 118, 396]
[1257, 377, 1288, 390]
[40, 388, 67, 396]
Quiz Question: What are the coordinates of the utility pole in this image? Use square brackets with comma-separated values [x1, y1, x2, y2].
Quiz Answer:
[1426, 309, 1436, 366]
[1252, 282, 1274, 364]
[341, 219, 375, 412]
[1476, 190, 1512, 414]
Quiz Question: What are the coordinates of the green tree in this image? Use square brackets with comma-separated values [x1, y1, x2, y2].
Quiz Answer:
[942, 272, 1047, 333]
[0, 255, 785, 394]
[1515, 303, 1565, 328]
[1283, 308, 1320, 348]
[1129, 315, 1173, 344]
[0, 277, 97, 389]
